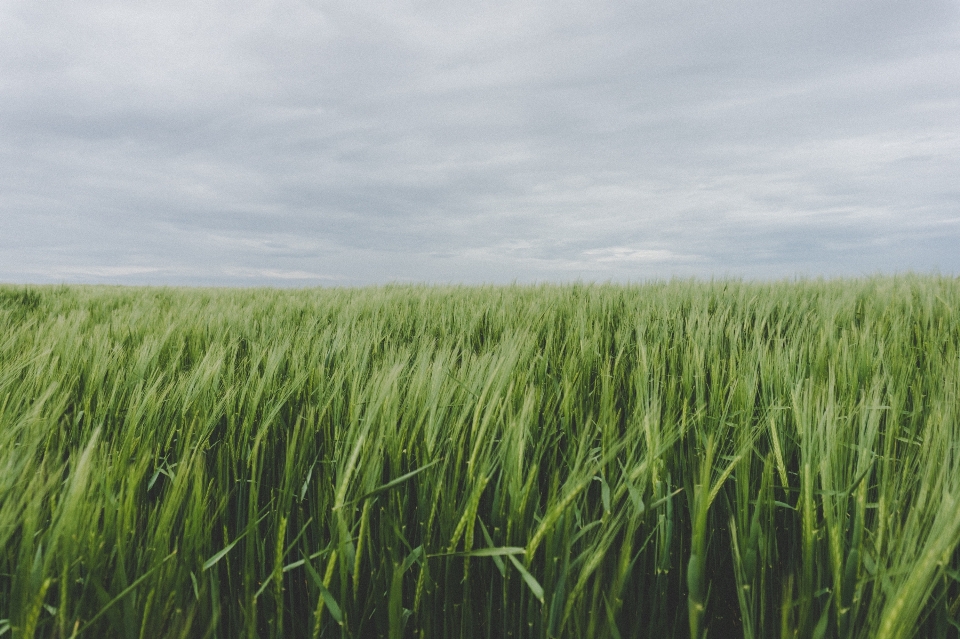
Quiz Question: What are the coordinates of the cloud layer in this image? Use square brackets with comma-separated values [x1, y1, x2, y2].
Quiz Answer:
[2, 0, 959, 285]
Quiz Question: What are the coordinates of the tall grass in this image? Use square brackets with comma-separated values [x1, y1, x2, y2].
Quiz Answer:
[0, 276, 959, 638]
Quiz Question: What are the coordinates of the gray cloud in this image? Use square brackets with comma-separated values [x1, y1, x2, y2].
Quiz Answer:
[2, 0, 959, 286]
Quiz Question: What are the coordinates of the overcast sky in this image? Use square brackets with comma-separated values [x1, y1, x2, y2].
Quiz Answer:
[2, 0, 958, 286]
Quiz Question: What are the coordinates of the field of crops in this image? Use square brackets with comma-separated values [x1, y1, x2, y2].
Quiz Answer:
[1, 277, 959, 638]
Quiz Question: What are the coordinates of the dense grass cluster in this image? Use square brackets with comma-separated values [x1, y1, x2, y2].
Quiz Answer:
[1, 277, 959, 638]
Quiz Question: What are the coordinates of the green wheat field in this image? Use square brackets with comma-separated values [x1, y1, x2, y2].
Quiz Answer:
[1, 276, 959, 638]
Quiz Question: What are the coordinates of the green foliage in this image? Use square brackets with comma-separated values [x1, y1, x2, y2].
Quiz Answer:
[0, 276, 959, 637]
[0, 286, 43, 317]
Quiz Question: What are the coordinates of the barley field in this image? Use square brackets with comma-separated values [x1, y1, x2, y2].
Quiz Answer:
[1, 277, 959, 638]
